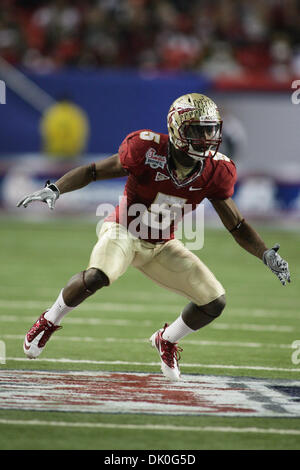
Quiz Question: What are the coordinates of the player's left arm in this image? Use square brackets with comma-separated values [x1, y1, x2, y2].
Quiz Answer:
[211, 197, 266, 258]
[211, 197, 291, 285]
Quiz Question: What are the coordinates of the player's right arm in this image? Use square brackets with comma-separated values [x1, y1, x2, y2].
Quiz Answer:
[17, 153, 127, 210]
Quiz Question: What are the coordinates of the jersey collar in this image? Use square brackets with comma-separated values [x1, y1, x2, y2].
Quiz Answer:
[167, 142, 205, 188]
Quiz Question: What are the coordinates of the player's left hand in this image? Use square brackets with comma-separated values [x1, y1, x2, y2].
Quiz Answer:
[263, 243, 291, 286]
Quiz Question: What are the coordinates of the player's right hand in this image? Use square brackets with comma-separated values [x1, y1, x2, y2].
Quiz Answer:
[263, 243, 291, 286]
[17, 181, 60, 210]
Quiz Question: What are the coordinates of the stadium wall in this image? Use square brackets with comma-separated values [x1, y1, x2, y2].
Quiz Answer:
[0, 69, 212, 154]
[0, 69, 299, 221]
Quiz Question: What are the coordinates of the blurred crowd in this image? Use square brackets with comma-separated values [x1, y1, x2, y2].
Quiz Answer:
[0, 0, 299, 79]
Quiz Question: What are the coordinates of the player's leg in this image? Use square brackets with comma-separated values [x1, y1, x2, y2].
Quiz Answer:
[23, 267, 109, 359]
[24, 222, 135, 358]
[43, 268, 109, 324]
[163, 295, 226, 342]
[138, 239, 225, 379]
[141, 238, 226, 333]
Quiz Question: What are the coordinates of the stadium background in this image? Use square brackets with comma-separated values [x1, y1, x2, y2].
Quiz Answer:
[1, 0, 300, 451]
[0, 0, 300, 220]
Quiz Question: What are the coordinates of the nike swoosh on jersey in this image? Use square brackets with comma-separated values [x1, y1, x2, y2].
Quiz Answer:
[189, 187, 203, 191]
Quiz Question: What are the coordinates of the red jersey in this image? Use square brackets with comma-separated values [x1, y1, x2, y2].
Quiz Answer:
[106, 129, 237, 243]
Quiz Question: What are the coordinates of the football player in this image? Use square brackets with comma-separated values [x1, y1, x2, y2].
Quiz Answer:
[18, 93, 290, 381]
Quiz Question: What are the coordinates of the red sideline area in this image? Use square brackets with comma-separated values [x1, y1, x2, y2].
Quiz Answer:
[214, 74, 297, 92]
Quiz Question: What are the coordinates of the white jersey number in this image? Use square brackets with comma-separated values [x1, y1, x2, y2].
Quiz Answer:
[142, 192, 187, 230]
[139, 131, 161, 144]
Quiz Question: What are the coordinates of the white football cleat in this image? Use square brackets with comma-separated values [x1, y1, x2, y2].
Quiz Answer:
[150, 323, 183, 381]
[23, 312, 62, 359]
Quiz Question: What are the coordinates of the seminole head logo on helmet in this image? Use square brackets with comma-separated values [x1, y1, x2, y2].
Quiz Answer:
[167, 93, 222, 161]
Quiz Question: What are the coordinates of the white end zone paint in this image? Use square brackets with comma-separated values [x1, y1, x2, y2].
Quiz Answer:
[1, 369, 300, 417]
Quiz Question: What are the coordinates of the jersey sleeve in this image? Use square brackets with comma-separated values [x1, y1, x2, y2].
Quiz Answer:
[209, 159, 237, 200]
[118, 130, 147, 176]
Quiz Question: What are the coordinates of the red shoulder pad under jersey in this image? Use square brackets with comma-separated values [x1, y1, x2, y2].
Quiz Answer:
[118, 130, 153, 176]
[209, 153, 237, 200]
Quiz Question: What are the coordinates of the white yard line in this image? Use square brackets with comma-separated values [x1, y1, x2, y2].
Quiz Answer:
[0, 286, 177, 303]
[0, 299, 299, 318]
[0, 313, 295, 333]
[0, 300, 168, 313]
[0, 418, 300, 436]
[5, 357, 300, 372]
[230, 308, 298, 319]
[1, 334, 292, 350]
[0, 314, 150, 327]
[212, 323, 294, 332]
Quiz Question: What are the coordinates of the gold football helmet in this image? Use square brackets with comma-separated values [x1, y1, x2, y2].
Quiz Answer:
[167, 93, 222, 160]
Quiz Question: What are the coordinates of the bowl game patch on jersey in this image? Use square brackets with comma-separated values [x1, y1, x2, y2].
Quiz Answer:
[145, 147, 167, 169]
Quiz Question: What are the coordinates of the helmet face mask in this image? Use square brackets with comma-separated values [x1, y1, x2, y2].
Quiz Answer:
[167, 93, 222, 161]
[179, 120, 222, 158]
